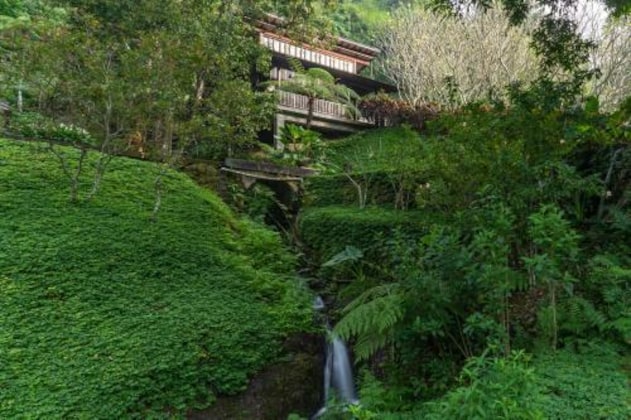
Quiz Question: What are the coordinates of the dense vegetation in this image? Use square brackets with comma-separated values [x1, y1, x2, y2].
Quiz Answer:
[298, 94, 631, 417]
[2, 0, 631, 418]
[0, 138, 312, 417]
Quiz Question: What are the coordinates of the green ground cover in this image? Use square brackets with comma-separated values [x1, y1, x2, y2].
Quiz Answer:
[305, 127, 427, 208]
[299, 206, 429, 263]
[0, 139, 311, 418]
[357, 346, 631, 419]
[325, 126, 423, 173]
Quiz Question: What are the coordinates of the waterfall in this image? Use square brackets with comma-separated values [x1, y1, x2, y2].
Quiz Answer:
[313, 296, 325, 311]
[313, 297, 358, 418]
[328, 332, 359, 403]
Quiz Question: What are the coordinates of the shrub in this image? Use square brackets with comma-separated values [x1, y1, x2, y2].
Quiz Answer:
[310, 127, 427, 209]
[9, 111, 95, 146]
[421, 351, 545, 420]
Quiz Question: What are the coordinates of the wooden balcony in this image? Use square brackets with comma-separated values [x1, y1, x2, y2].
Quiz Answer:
[273, 90, 374, 144]
[277, 90, 372, 124]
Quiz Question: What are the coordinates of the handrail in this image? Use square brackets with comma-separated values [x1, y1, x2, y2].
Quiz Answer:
[277, 91, 371, 123]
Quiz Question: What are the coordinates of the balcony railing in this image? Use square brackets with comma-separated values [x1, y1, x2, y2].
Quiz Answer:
[277, 91, 371, 124]
[261, 33, 358, 74]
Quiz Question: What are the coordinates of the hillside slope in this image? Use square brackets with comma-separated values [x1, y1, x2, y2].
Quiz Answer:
[0, 139, 311, 417]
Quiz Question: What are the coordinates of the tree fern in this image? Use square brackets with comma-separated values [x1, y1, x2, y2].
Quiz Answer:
[335, 283, 403, 361]
[260, 57, 360, 128]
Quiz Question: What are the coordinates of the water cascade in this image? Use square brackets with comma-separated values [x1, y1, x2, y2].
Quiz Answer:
[313, 297, 358, 418]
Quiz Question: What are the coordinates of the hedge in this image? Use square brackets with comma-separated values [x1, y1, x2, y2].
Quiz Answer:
[298, 206, 429, 264]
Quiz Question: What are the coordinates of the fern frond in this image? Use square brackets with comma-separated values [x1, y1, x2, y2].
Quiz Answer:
[343, 283, 400, 312]
[306, 67, 336, 84]
[335, 285, 403, 360]
[287, 57, 305, 74]
[354, 331, 391, 361]
[560, 296, 607, 334]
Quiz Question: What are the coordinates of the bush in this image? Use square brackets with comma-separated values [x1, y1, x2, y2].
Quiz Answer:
[421, 351, 545, 420]
[309, 127, 427, 209]
[305, 173, 403, 208]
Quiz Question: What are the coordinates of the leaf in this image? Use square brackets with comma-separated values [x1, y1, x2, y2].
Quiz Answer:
[322, 245, 364, 267]
[334, 284, 403, 361]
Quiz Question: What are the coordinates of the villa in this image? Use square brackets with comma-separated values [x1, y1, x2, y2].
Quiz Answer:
[256, 14, 395, 144]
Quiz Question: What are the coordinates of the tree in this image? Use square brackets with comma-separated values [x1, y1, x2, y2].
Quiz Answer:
[586, 14, 631, 111]
[424, 0, 627, 102]
[380, 2, 539, 108]
[8, 0, 340, 163]
[17, 1, 275, 161]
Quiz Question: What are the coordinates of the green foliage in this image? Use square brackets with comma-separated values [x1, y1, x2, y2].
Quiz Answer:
[300, 94, 630, 416]
[329, 225, 475, 372]
[299, 206, 428, 263]
[524, 205, 581, 349]
[306, 127, 426, 208]
[532, 346, 631, 419]
[422, 351, 545, 420]
[7, 0, 278, 161]
[8, 111, 95, 146]
[226, 181, 277, 224]
[0, 138, 312, 417]
[579, 254, 631, 344]
[275, 124, 328, 167]
[354, 347, 631, 419]
[325, 127, 423, 173]
[264, 59, 360, 129]
[0, 0, 66, 32]
[335, 284, 403, 360]
[332, 0, 424, 44]
[322, 245, 364, 268]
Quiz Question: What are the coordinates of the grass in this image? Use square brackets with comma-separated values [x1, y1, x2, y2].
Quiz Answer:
[0, 138, 312, 418]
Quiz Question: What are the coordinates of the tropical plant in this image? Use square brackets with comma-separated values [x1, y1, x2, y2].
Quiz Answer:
[422, 350, 545, 420]
[277, 123, 327, 166]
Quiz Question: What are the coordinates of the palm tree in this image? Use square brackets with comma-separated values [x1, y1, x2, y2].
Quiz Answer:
[264, 59, 360, 129]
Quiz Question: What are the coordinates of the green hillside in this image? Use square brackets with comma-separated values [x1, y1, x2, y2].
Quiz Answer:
[0, 138, 311, 417]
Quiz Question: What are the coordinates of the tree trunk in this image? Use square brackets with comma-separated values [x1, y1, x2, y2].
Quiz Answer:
[306, 97, 314, 129]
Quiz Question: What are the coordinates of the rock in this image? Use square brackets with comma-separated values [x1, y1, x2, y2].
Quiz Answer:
[188, 333, 324, 420]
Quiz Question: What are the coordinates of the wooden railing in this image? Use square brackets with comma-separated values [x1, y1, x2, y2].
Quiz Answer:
[278, 91, 371, 123]
[260, 33, 358, 74]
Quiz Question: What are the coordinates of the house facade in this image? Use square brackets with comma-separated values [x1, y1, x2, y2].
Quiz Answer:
[256, 14, 394, 144]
